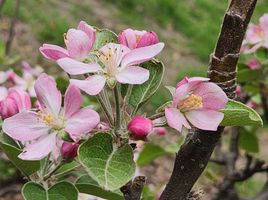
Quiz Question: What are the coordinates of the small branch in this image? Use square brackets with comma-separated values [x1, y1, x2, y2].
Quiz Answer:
[5, 0, 20, 56]
[148, 112, 165, 120]
[120, 176, 146, 200]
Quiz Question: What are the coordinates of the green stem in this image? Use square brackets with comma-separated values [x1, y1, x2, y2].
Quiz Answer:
[40, 155, 50, 178]
[43, 160, 65, 181]
[114, 85, 121, 131]
[149, 112, 165, 120]
[97, 95, 114, 126]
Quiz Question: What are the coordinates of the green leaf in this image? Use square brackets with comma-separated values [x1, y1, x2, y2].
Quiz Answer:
[137, 144, 166, 167]
[239, 128, 259, 153]
[255, 48, 268, 63]
[78, 132, 135, 191]
[0, 132, 40, 176]
[237, 68, 262, 83]
[22, 181, 78, 200]
[142, 185, 155, 200]
[155, 101, 172, 113]
[93, 29, 117, 50]
[55, 161, 80, 177]
[75, 175, 124, 200]
[128, 60, 164, 114]
[220, 99, 263, 127]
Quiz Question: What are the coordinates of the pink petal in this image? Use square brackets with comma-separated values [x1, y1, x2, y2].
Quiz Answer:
[121, 43, 164, 67]
[39, 44, 69, 61]
[185, 110, 224, 131]
[260, 14, 268, 35]
[77, 21, 96, 49]
[70, 75, 106, 96]
[194, 82, 228, 110]
[118, 29, 138, 49]
[2, 111, 50, 142]
[19, 132, 57, 160]
[35, 73, 62, 116]
[173, 83, 190, 107]
[65, 108, 100, 141]
[64, 84, 82, 118]
[137, 31, 159, 48]
[57, 58, 101, 75]
[116, 66, 149, 84]
[65, 29, 91, 60]
[0, 86, 8, 101]
[244, 24, 263, 44]
[165, 108, 191, 132]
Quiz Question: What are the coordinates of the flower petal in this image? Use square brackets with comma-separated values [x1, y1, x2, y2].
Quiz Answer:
[39, 44, 69, 61]
[64, 84, 82, 118]
[65, 29, 91, 59]
[116, 66, 149, 84]
[165, 108, 190, 132]
[57, 58, 101, 75]
[260, 14, 268, 35]
[173, 83, 190, 107]
[194, 82, 228, 110]
[0, 86, 8, 101]
[19, 132, 57, 160]
[121, 43, 164, 67]
[35, 73, 62, 116]
[77, 21, 96, 49]
[2, 111, 49, 142]
[65, 107, 100, 141]
[70, 75, 106, 96]
[118, 28, 138, 49]
[185, 110, 224, 131]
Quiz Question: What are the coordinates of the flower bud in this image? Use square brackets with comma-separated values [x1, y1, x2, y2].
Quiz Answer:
[118, 28, 159, 49]
[61, 142, 79, 160]
[153, 127, 167, 136]
[246, 59, 261, 70]
[128, 116, 153, 140]
[0, 88, 31, 119]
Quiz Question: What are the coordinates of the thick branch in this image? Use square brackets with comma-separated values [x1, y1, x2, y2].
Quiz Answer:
[160, 1, 257, 199]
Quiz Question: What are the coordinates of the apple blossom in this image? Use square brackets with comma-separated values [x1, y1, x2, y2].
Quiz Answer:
[128, 115, 153, 140]
[118, 28, 159, 49]
[70, 42, 164, 95]
[165, 77, 228, 132]
[242, 14, 268, 53]
[0, 88, 31, 119]
[2, 73, 100, 160]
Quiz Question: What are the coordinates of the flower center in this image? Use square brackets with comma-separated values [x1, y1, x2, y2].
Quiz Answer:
[178, 94, 203, 111]
[37, 110, 64, 130]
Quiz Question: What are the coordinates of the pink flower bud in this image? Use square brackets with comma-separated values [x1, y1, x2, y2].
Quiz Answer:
[235, 85, 242, 96]
[246, 101, 258, 109]
[246, 59, 261, 70]
[153, 127, 167, 136]
[0, 88, 31, 119]
[61, 142, 79, 160]
[128, 116, 153, 140]
[118, 28, 159, 49]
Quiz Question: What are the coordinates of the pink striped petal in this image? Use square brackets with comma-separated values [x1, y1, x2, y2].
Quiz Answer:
[137, 31, 159, 48]
[65, 108, 100, 141]
[19, 132, 57, 160]
[165, 108, 191, 132]
[121, 43, 164, 67]
[194, 82, 228, 110]
[2, 111, 49, 142]
[118, 29, 138, 49]
[70, 75, 106, 96]
[57, 58, 101, 75]
[65, 29, 91, 59]
[64, 84, 82, 118]
[185, 110, 223, 131]
[116, 66, 149, 84]
[35, 73, 62, 116]
[173, 84, 190, 107]
[39, 44, 69, 61]
[77, 21, 96, 49]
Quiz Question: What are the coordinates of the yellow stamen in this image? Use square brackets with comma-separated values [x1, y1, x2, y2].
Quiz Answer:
[179, 94, 203, 111]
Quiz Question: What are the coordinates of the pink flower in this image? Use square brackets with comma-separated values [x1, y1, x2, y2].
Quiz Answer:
[70, 42, 164, 95]
[153, 127, 167, 136]
[61, 142, 79, 160]
[128, 116, 153, 140]
[246, 59, 261, 70]
[242, 14, 268, 53]
[2, 73, 100, 160]
[40, 21, 100, 75]
[246, 101, 258, 109]
[165, 77, 228, 132]
[235, 85, 242, 96]
[0, 88, 31, 119]
[118, 28, 159, 49]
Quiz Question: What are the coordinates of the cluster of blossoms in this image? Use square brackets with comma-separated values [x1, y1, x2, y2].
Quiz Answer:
[1, 21, 228, 162]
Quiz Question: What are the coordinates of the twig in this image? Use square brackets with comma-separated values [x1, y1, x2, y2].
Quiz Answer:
[120, 176, 146, 200]
[5, 0, 20, 56]
[160, 0, 257, 199]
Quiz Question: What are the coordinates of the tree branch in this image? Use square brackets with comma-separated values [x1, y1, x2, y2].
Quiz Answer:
[160, 1, 257, 199]
[120, 176, 146, 200]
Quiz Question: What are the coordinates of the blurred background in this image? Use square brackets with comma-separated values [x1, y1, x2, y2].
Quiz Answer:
[1, 0, 268, 199]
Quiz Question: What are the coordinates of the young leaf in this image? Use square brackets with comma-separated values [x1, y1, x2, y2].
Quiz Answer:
[54, 161, 80, 177]
[0, 132, 40, 176]
[22, 181, 78, 200]
[78, 132, 135, 191]
[128, 60, 164, 114]
[75, 175, 124, 200]
[220, 99, 263, 127]
[93, 29, 117, 51]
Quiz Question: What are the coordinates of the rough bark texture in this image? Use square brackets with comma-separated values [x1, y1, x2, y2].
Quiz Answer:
[160, 0, 257, 199]
[121, 176, 146, 200]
